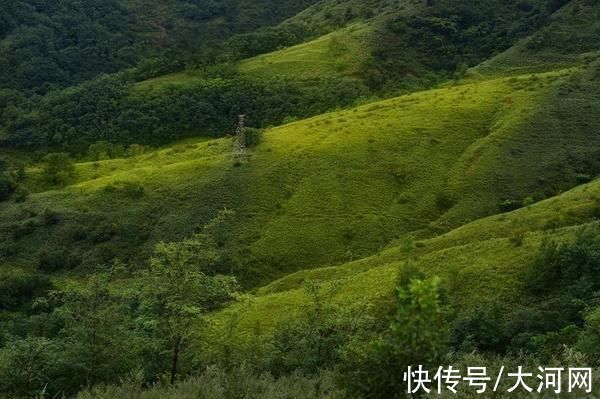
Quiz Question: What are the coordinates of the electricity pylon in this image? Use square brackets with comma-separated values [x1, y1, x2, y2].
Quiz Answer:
[233, 114, 247, 163]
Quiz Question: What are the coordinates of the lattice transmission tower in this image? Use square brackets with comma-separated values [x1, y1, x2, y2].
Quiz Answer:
[233, 114, 247, 163]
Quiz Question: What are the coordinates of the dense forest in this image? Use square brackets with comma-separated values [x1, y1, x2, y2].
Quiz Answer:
[1, 0, 600, 398]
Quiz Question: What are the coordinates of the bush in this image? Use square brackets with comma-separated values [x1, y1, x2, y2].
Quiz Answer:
[42, 153, 75, 186]
[341, 274, 448, 397]
[499, 199, 523, 212]
[87, 141, 125, 161]
[435, 191, 456, 211]
[76, 366, 342, 399]
[11, 220, 37, 240]
[244, 127, 263, 148]
[522, 196, 535, 207]
[576, 173, 592, 185]
[13, 185, 29, 203]
[509, 229, 526, 247]
[38, 247, 80, 272]
[0, 337, 62, 397]
[41, 209, 60, 226]
[0, 270, 53, 311]
[0, 178, 15, 201]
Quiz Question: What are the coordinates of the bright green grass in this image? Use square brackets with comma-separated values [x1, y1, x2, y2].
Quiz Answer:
[238, 22, 372, 79]
[135, 22, 372, 92]
[133, 72, 210, 91]
[2, 66, 599, 287]
[202, 178, 600, 359]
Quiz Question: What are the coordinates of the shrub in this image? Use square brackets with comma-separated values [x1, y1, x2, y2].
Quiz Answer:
[87, 141, 125, 161]
[38, 248, 80, 272]
[0, 178, 14, 201]
[244, 127, 263, 148]
[41, 209, 60, 226]
[42, 153, 75, 186]
[0, 337, 62, 397]
[341, 274, 448, 397]
[89, 222, 116, 244]
[11, 220, 37, 240]
[576, 173, 592, 185]
[499, 199, 522, 212]
[509, 229, 526, 247]
[13, 186, 29, 203]
[0, 270, 53, 311]
[435, 191, 456, 211]
[522, 196, 535, 207]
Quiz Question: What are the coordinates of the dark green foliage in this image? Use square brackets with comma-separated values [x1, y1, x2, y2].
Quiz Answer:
[363, 0, 567, 90]
[87, 141, 126, 161]
[266, 281, 373, 375]
[528, 227, 600, 296]
[435, 191, 456, 211]
[141, 234, 238, 384]
[41, 153, 75, 185]
[0, 159, 18, 202]
[0, 337, 62, 397]
[244, 127, 263, 148]
[0, 270, 53, 311]
[4, 73, 367, 152]
[341, 272, 448, 398]
[499, 199, 523, 212]
[12, 186, 29, 203]
[0, 178, 13, 202]
[41, 209, 60, 226]
[576, 173, 593, 185]
[450, 304, 509, 353]
[0, 0, 320, 95]
[460, 226, 600, 357]
[38, 247, 80, 272]
[51, 272, 142, 390]
[11, 220, 37, 241]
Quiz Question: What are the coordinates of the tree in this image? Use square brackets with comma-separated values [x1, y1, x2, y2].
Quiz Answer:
[0, 337, 60, 397]
[52, 271, 139, 389]
[142, 234, 238, 384]
[342, 273, 448, 398]
[42, 152, 75, 185]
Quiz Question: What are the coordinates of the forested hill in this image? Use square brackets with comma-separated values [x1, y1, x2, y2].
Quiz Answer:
[1, 1, 600, 398]
[0, 0, 320, 93]
[0, 0, 579, 154]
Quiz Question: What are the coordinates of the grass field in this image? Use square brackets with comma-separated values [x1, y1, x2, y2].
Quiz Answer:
[238, 22, 372, 80]
[135, 22, 373, 94]
[3, 61, 599, 290]
[203, 178, 600, 361]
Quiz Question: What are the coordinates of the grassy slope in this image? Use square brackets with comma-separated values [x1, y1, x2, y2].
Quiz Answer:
[1, 0, 600, 378]
[2, 62, 599, 288]
[238, 22, 372, 79]
[134, 21, 374, 91]
[204, 179, 600, 359]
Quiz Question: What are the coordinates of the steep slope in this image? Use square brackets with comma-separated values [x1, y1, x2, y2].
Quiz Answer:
[471, 0, 600, 77]
[2, 64, 598, 287]
[0, 0, 321, 93]
[203, 177, 600, 359]
[238, 22, 372, 80]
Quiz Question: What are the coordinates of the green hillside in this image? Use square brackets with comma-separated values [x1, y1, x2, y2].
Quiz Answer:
[135, 21, 372, 90]
[469, 4, 599, 81]
[204, 177, 600, 357]
[239, 22, 372, 79]
[3, 62, 599, 288]
[2, 1, 600, 398]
